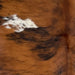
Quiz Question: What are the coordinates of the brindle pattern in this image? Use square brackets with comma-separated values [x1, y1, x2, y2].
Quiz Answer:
[0, 5, 2, 9]
[0, 0, 68, 75]
[6, 27, 62, 61]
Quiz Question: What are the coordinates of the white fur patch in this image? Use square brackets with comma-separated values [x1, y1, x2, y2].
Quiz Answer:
[2, 14, 38, 32]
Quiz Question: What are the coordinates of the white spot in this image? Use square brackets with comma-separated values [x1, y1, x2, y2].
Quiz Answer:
[5, 25, 11, 29]
[2, 17, 9, 20]
[2, 14, 38, 32]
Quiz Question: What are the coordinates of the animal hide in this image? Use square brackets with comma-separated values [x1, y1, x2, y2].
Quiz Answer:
[0, 0, 74, 75]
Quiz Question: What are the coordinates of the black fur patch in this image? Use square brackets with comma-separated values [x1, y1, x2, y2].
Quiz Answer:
[0, 5, 3, 9]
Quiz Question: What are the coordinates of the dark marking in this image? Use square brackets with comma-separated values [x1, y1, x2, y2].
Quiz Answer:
[0, 4, 3, 9]
[6, 27, 50, 43]
[38, 51, 57, 60]
[0, 16, 4, 25]
[25, 27, 49, 36]
[6, 27, 62, 61]
[32, 37, 60, 51]
[0, 16, 3, 18]
[31, 36, 61, 60]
